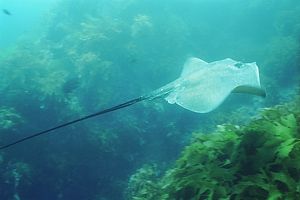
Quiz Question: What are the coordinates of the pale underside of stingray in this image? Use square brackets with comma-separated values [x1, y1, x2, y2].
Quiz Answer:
[147, 57, 265, 113]
[0, 57, 265, 149]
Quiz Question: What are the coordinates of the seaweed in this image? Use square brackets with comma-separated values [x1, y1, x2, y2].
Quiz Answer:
[126, 99, 300, 199]
[0, 107, 22, 130]
[125, 164, 165, 200]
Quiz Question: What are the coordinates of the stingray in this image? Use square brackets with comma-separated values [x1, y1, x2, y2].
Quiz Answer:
[0, 57, 265, 150]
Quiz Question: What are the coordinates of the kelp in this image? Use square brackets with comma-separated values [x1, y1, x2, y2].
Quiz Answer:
[127, 99, 300, 199]
[125, 164, 165, 200]
[0, 107, 22, 130]
[0, 160, 32, 200]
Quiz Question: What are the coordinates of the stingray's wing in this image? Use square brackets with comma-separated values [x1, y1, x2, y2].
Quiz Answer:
[165, 58, 264, 113]
[180, 57, 208, 76]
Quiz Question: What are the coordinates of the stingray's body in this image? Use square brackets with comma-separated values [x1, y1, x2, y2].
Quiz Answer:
[148, 57, 265, 113]
[0, 57, 265, 149]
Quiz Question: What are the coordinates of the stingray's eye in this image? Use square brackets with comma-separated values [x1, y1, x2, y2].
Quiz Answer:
[234, 62, 243, 68]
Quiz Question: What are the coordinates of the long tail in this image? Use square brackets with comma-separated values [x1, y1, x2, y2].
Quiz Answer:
[0, 96, 147, 150]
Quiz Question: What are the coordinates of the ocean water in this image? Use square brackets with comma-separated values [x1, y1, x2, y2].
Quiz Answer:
[0, 0, 299, 199]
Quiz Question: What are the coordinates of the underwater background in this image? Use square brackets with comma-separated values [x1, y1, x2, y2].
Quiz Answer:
[0, 0, 299, 199]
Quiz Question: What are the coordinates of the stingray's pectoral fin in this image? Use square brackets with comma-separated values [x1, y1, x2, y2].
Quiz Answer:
[232, 85, 266, 97]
